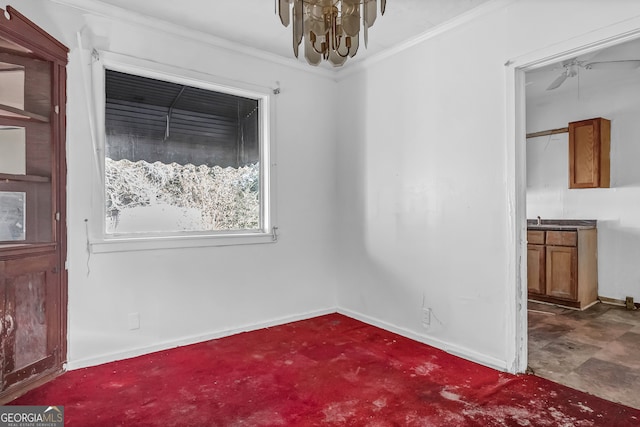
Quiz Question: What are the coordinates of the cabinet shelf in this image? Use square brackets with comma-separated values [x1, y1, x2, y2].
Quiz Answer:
[0, 103, 49, 123]
[0, 173, 50, 183]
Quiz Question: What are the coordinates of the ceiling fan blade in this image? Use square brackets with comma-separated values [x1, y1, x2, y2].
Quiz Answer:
[586, 60, 640, 70]
[547, 71, 568, 90]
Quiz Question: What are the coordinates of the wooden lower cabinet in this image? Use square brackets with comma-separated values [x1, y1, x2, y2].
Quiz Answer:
[527, 228, 597, 309]
[527, 245, 545, 295]
[546, 245, 577, 300]
[0, 250, 64, 398]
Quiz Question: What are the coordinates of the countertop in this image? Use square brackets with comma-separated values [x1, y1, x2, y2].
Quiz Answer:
[527, 219, 597, 231]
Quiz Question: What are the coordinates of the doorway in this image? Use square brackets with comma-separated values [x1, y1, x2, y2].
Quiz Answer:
[514, 34, 640, 408]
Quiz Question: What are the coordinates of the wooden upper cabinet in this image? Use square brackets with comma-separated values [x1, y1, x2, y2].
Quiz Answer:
[568, 117, 610, 189]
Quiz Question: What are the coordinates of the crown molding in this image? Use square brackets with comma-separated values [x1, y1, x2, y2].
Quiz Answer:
[50, 0, 514, 81]
[49, 0, 337, 80]
[336, 0, 514, 79]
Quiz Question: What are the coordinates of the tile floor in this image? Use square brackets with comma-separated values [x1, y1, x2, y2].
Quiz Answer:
[528, 301, 640, 409]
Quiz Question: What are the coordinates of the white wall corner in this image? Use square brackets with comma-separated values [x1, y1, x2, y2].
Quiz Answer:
[337, 307, 511, 373]
[67, 308, 336, 370]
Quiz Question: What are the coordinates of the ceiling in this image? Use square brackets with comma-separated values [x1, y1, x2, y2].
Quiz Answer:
[88, 0, 493, 67]
[526, 37, 640, 102]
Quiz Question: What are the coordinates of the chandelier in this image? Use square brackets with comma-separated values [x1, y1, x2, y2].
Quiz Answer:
[276, 0, 387, 67]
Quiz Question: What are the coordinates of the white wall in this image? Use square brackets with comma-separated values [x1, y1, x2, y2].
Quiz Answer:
[336, 6, 512, 370]
[527, 74, 640, 302]
[13, 0, 339, 368]
[336, 0, 640, 371]
[12, 0, 640, 374]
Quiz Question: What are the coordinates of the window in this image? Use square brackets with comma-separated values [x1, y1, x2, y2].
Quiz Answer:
[90, 54, 275, 251]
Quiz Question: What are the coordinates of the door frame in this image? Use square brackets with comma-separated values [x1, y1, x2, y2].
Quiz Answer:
[506, 24, 640, 373]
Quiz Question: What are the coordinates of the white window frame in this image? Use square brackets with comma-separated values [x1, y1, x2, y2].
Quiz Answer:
[88, 51, 276, 253]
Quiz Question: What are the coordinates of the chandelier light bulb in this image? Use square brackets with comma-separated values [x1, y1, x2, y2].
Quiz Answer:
[276, 0, 387, 67]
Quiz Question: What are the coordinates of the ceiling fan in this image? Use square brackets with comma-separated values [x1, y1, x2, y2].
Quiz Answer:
[546, 58, 640, 90]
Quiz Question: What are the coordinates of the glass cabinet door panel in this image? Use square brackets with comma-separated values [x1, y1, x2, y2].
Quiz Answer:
[0, 61, 25, 110]
[0, 126, 25, 175]
[0, 52, 50, 120]
[0, 181, 51, 243]
[0, 191, 25, 241]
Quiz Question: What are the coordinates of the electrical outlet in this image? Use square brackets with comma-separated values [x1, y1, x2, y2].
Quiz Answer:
[422, 307, 431, 328]
[128, 312, 140, 330]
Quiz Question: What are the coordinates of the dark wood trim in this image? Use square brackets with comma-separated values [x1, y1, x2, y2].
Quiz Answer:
[55, 62, 68, 368]
[4, 354, 56, 388]
[0, 7, 68, 64]
[0, 367, 63, 405]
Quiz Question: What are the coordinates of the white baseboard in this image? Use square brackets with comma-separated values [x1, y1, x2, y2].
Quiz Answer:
[66, 308, 336, 370]
[67, 307, 510, 374]
[337, 307, 510, 373]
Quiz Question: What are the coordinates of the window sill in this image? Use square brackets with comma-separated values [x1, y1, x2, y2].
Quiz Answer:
[90, 232, 276, 253]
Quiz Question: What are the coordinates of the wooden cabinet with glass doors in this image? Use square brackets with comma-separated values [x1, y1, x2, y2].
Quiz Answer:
[0, 6, 67, 402]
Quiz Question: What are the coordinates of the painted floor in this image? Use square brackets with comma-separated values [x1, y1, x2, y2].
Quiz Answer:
[528, 301, 640, 409]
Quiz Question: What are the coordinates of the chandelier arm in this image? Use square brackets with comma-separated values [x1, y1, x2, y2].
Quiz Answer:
[310, 31, 328, 56]
[331, 7, 340, 55]
[333, 34, 351, 58]
[335, 47, 351, 58]
[335, 36, 352, 58]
